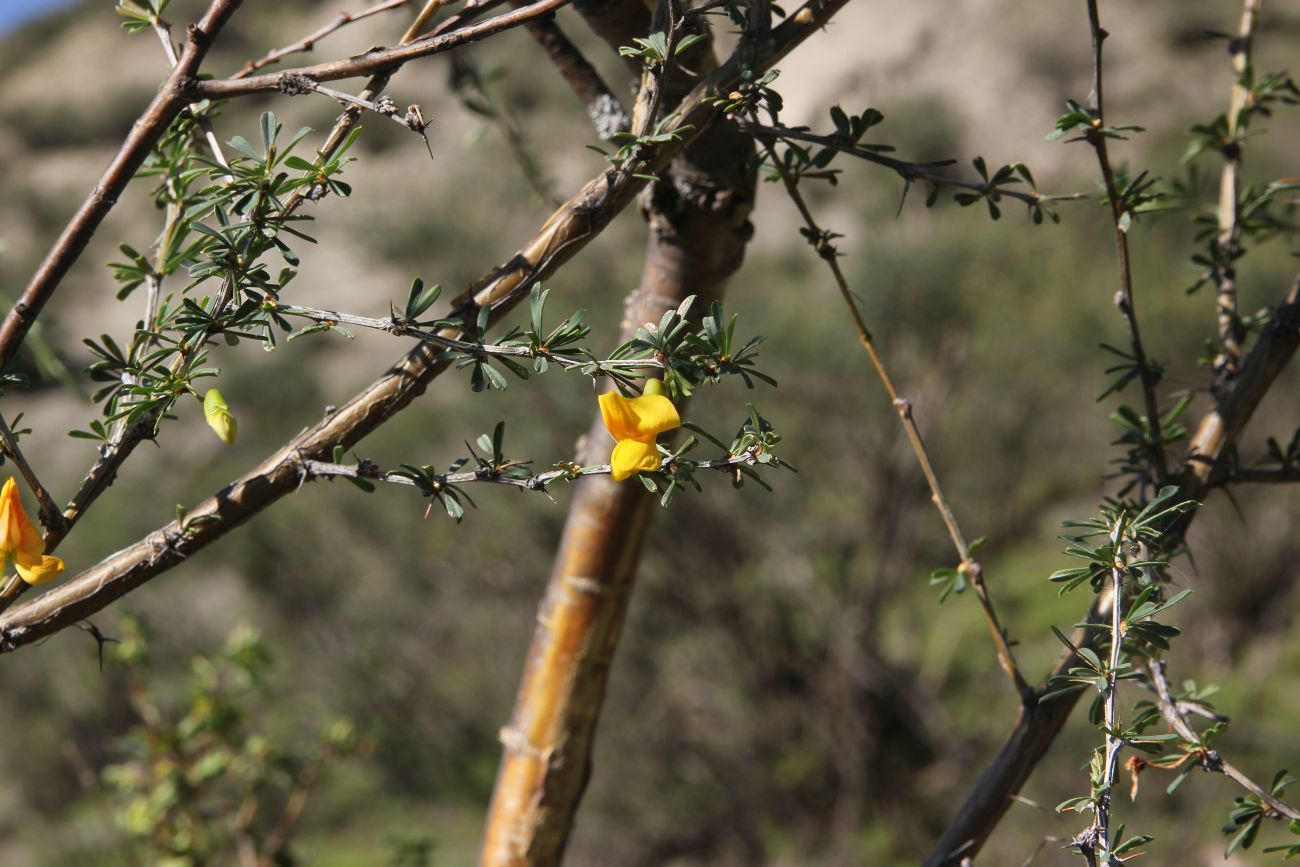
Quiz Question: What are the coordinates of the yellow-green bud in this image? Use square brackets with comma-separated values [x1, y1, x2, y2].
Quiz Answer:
[642, 378, 668, 398]
[203, 389, 238, 445]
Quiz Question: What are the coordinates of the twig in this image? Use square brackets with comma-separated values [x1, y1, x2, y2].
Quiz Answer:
[278, 0, 448, 216]
[0, 415, 65, 535]
[277, 74, 433, 141]
[62, 739, 147, 867]
[259, 748, 330, 867]
[421, 0, 509, 39]
[512, 8, 630, 139]
[1146, 659, 1300, 822]
[1076, 524, 1128, 864]
[151, 17, 231, 172]
[274, 303, 659, 370]
[196, 0, 573, 99]
[234, 0, 415, 78]
[758, 132, 1030, 699]
[1083, 0, 1168, 488]
[0, 0, 243, 374]
[1214, 0, 1263, 375]
[1227, 465, 1300, 483]
[740, 121, 1087, 209]
[305, 450, 759, 492]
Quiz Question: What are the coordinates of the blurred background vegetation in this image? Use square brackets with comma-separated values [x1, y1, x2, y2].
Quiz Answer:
[0, 0, 1297, 864]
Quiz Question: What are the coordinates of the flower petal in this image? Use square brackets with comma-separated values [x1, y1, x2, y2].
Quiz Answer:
[598, 391, 681, 441]
[15, 550, 63, 585]
[610, 437, 662, 482]
[0, 477, 45, 557]
[0, 477, 18, 555]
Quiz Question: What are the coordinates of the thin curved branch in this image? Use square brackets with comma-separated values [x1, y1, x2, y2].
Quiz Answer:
[151, 18, 230, 171]
[234, 0, 416, 78]
[1146, 659, 1300, 823]
[758, 133, 1030, 698]
[0, 416, 64, 535]
[741, 121, 1087, 209]
[1083, 0, 1168, 487]
[196, 0, 573, 99]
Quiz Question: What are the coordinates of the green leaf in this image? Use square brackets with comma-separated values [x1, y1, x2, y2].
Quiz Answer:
[260, 111, 279, 154]
[227, 135, 261, 161]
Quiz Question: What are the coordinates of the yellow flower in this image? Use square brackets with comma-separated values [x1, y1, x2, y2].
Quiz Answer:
[597, 382, 680, 482]
[0, 477, 64, 585]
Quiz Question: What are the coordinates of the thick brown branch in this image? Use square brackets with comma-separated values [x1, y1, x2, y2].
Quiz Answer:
[477, 3, 762, 862]
[0, 0, 243, 374]
[1180, 276, 1300, 495]
[478, 125, 757, 867]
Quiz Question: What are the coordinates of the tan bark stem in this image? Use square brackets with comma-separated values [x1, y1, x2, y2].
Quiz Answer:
[478, 5, 758, 857]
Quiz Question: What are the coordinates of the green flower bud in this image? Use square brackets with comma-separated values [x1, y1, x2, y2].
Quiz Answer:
[203, 389, 238, 445]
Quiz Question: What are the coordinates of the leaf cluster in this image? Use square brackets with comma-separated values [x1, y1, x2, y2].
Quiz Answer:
[609, 297, 776, 400]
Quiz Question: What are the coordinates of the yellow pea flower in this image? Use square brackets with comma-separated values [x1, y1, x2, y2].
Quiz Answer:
[0, 477, 64, 585]
[203, 389, 238, 445]
[597, 381, 680, 482]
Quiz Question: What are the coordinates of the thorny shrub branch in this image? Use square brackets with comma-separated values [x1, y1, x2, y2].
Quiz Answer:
[196, 0, 573, 99]
[0, 0, 451, 614]
[1145, 660, 1300, 823]
[1082, 0, 1168, 487]
[0, 0, 854, 647]
[757, 131, 1030, 699]
[0, 416, 64, 535]
[1214, 0, 1262, 373]
[741, 121, 1086, 213]
[234, 0, 417, 78]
